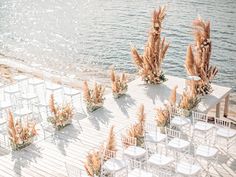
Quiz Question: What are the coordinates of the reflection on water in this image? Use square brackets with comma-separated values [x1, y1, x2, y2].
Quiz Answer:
[0, 0, 235, 91]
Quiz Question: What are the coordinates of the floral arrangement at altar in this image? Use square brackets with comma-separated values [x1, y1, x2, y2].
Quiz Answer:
[110, 69, 128, 98]
[125, 104, 145, 147]
[83, 81, 105, 112]
[131, 6, 169, 84]
[8, 111, 37, 151]
[185, 17, 218, 96]
[84, 126, 117, 176]
[47, 94, 73, 130]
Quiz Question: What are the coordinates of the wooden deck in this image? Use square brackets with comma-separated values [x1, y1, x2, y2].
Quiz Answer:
[0, 76, 235, 177]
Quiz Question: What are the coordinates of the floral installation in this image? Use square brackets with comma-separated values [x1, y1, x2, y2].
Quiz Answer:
[156, 104, 170, 129]
[84, 149, 102, 177]
[131, 6, 169, 84]
[8, 111, 37, 151]
[110, 69, 128, 98]
[84, 126, 117, 176]
[125, 104, 145, 147]
[83, 81, 105, 112]
[185, 17, 218, 96]
[47, 94, 73, 130]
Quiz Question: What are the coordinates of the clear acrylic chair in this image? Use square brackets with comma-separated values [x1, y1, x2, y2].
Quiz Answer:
[192, 111, 214, 144]
[121, 135, 147, 168]
[166, 127, 190, 162]
[145, 122, 167, 154]
[214, 117, 236, 153]
[175, 156, 202, 177]
[128, 160, 152, 177]
[195, 143, 218, 176]
[170, 107, 191, 139]
[65, 162, 82, 177]
[147, 145, 174, 174]
[100, 149, 127, 177]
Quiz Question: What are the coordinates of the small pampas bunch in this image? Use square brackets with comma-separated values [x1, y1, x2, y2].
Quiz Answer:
[179, 91, 200, 111]
[83, 81, 105, 112]
[131, 6, 169, 84]
[169, 86, 178, 107]
[125, 104, 146, 147]
[185, 17, 218, 95]
[8, 111, 37, 150]
[156, 104, 170, 128]
[84, 150, 102, 177]
[105, 125, 116, 152]
[110, 69, 128, 98]
[48, 94, 73, 130]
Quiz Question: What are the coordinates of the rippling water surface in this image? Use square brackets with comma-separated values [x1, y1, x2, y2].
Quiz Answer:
[0, 0, 235, 91]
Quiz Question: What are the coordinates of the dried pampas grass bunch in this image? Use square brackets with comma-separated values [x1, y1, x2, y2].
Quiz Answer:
[110, 69, 128, 98]
[84, 150, 102, 177]
[48, 94, 73, 130]
[131, 6, 169, 84]
[125, 104, 146, 146]
[156, 104, 170, 128]
[8, 111, 37, 150]
[83, 81, 105, 112]
[105, 125, 116, 152]
[185, 17, 218, 95]
[169, 86, 178, 107]
[179, 89, 201, 111]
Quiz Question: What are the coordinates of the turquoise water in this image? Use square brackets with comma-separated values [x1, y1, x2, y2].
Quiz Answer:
[0, 0, 235, 91]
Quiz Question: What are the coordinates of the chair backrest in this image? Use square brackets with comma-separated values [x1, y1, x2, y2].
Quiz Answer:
[145, 122, 157, 133]
[192, 111, 207, 123]
[165, 127, 181, 139]
[102, 148, 116, 162]
[215, 117, 231, 128]
[153, 169, 172, 177]
[65, 162, 81, 177]
[121, 135, 137, 148]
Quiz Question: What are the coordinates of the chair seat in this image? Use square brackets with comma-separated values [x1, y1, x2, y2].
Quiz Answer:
[196, 145, 218, 158]
[128, 168, 152, 177]
[103, 158, 127, 172]
[0, 100, 12, 109]
[148, 153, 174, 166]
[4, 86, 19, 94]
[0, 118, 7, 125]
[124, 146, 146, 158]
[21, 93, 38, 100]
[29, 78, 44, 85]
[217, 128, 236, 138]
[64, 88, 80, 96]
[145, 131, 167, 143]
[168, 138, 190, 150]
[14, 75, 28, 81]
[194, 122, 214, 131]
[15, 108, 32, 116]
[176, 162, 201, 176]
[171, 116, 190, 126]
[46, 83, 62, 91]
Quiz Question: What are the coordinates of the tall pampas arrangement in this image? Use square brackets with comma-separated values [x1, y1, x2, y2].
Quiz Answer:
[156, 105, 170, 129]
[8, 111, 37, 150]
[126, 104, 146, 147]
[83, 81, 105, 112]
[110, 69, 128, 98]
[105, 126, 116, 152]
[131, 6, 169, 84]
[48, 94, 73, 130]
[185, 17, 218, 95]
[84, 150, 102, 177]
[169, 86, 178, 107]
